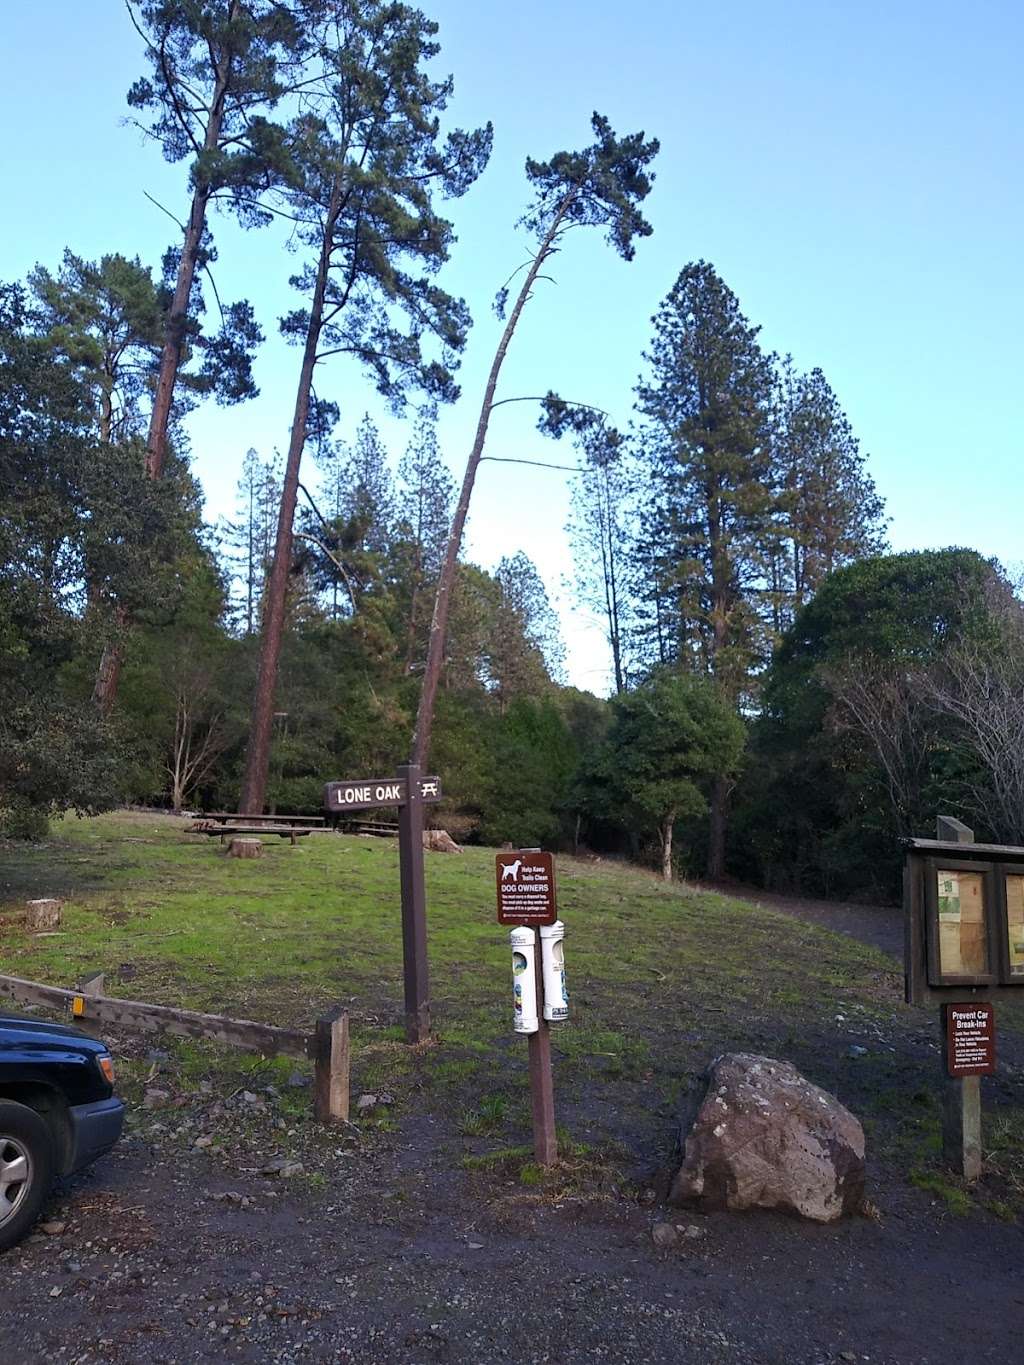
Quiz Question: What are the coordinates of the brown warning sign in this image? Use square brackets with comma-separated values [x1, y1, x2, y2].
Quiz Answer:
[496, 851, 557, 926]
[944, 1001, 996, 1077]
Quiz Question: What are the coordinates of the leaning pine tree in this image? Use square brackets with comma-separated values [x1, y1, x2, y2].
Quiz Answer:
[238, 0, 492, 813]
[410, 113, 659, 769]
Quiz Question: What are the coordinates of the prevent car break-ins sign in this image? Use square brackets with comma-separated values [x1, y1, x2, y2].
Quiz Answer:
[944, 1001, 996, 1077]
[496, 851, 557, 927]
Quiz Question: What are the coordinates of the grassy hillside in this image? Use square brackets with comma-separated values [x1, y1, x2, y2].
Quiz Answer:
[1, 811, 1021, 1211]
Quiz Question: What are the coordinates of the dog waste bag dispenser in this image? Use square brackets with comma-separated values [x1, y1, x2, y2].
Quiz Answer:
[540, 920, 569, 1021]
[510, 926, 539, 1034]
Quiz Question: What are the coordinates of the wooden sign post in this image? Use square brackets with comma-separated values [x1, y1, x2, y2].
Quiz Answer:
[324, 768, 441, 1045]
[497, 851, 558, 1168]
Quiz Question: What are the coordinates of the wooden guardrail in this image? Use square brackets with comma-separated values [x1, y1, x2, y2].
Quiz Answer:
[0, 971, 349, 1124]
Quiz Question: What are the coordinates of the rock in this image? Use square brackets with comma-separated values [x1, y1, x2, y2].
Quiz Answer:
[681, 1223, 704, 1240]
[194, 1135, 214, 1149]
[422, 829, 462, 854]
[261, 1157, 303, 1178]
[669, 1053, 865, 1223]
[40, 1221, 66, 1236]
[143, 1088, 172, 1110]
[651, 1222, 678, 1248]
[376, 1092, 395, 1107]
[847, 1045, 868, 1058]
[356, 1093, 378, 1111]
[226, 837, 263, 859]
[242, 1091, 260, 1105]
[287, 1072, 310, 1088]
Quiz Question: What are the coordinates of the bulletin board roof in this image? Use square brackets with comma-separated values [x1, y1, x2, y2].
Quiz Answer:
[905, 838, 1024, 862]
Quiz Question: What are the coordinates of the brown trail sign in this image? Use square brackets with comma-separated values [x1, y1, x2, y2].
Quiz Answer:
[323, 766, 441, 1043]
[496, 851, 557, 927]
[325, 775, 441, 814]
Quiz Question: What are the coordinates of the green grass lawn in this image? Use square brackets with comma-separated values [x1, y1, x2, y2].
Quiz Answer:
[2, 810, 1022, 1213]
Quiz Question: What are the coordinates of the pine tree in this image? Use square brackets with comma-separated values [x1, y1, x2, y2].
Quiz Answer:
[566, 423, 632, 692]
[220, 448, 281, 633]
[634, 260, 775, 878]
[126, 0, 299, 477]
[28, 252, 165, 444]
[769, 359, 887, 630]
[239, 0, 491, 812]
[395, 419, 454, 671]
[411, 112, 659, 767]
[489, 553, 566, 708]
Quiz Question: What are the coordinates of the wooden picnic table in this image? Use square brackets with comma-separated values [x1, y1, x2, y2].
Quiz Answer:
[201, 812, 325, 826]
[187, 820, 318, 847]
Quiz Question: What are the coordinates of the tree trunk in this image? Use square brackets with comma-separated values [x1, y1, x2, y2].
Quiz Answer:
[92, 6, 238, 715]
[145, 5, 238, 481]
[661, 812, 675, 881]
[410, 197, 575, 769]
[238, 185, 340, 815]
[708, 775, 728, 880]
[91, 606, 129, 714]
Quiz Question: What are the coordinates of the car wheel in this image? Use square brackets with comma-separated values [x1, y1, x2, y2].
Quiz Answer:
[0, 1101, 55, 1252]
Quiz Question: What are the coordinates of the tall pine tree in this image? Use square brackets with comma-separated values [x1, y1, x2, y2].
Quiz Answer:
[239, 0, 491, 812]
[634, 261, 775, 877]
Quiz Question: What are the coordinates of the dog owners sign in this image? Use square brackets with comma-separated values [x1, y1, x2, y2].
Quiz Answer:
[496, 851, 557, 926]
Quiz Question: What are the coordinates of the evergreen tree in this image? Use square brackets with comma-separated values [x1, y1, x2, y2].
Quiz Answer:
[579, 671, 744, 880]
[28, 252, 165, 444]
[126, 0, 298, 477]
[220, 447, 281, 633]
[412, 112, 658, 768]
[566, 423, 632, 692]
[768, 359, 887, 631]
[634, 260, 775, 877]
[240, 0, 491, 812]
[489, 553, 565, 707]
[394, 418, 455, 671]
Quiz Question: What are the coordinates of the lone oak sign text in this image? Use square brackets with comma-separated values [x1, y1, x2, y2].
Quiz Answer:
[323, 765, 441, 1044]
[324, 776, 441, 813]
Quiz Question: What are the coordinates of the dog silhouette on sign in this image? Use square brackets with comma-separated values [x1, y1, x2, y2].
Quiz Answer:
[500, 859, 523, 882]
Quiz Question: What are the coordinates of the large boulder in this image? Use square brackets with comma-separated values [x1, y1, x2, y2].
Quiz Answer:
[669, 1053, 865, 1223]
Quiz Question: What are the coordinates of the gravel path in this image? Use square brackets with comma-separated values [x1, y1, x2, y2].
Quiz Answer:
[3, 1107, 1024, 1365]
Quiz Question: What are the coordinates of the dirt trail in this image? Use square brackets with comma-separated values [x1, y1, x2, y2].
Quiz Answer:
[700, 881, 903, 959]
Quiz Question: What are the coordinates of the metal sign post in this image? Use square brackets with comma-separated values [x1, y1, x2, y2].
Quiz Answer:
[323, 769, 441, 1046]
[499, 851, 559, 1167]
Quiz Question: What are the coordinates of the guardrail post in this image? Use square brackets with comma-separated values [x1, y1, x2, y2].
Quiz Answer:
[79, 971, 105, 998]
[314, 1008, 350, 1124]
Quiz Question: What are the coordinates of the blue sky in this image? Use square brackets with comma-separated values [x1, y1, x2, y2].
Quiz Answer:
[2, 1, 1021, 691]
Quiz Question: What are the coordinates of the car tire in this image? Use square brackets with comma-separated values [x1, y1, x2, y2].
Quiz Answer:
[0, 1101, 55, 1252]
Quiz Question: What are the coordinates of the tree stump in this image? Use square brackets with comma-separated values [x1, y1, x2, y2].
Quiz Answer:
[226, 838, 263, 859]
[25, 899, 62, 930]
[423, 829, 462, 854]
